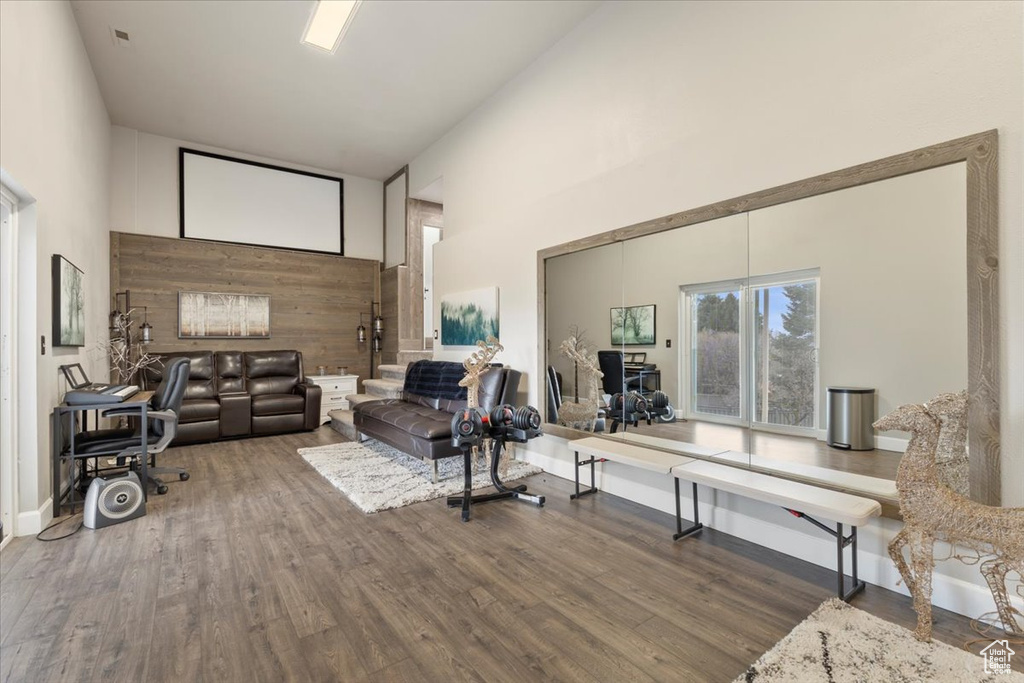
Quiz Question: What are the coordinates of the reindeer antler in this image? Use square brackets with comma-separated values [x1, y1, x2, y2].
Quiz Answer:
[459, 335, 503, 408]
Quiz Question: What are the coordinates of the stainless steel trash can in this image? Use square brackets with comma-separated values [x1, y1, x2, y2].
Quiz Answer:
[826, 387, 875, 450]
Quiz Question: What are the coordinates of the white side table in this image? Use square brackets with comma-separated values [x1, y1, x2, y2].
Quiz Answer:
[307, 374, 359, 424]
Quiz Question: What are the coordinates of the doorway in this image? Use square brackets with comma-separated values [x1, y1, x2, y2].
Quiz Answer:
[0, 184, 17, 545]
[422, 225, 442, 346]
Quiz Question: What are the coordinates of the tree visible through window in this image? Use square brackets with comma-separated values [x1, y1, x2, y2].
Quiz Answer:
[686, 272, 818, 430]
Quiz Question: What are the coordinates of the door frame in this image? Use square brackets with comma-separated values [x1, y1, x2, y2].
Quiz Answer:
[0, 183, 19, 546]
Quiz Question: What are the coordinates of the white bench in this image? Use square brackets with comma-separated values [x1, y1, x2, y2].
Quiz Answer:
[569, 436, 883, 601]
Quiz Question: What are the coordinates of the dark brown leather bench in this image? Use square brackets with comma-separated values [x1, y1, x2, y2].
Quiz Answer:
[143, 349, 321, 445]
[354, 360, 521, 481]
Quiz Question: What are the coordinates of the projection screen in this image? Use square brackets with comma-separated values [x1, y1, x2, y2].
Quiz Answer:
[180, 148, 344, 254]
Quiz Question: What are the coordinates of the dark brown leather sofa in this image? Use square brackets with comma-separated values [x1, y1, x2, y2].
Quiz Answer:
[354, 360, 521, 470]
[143, 350, 321, 445]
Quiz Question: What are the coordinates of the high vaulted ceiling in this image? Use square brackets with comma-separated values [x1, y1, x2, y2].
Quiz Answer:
[71, 0, 599, 180]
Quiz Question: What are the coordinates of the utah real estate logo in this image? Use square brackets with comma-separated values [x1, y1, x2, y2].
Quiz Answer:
[980, 639, 1015, 676]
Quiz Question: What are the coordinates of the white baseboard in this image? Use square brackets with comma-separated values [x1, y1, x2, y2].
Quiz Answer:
[16, 497, 53, 536]
[814, 429, 908, 453]
[521, 436, 1022, 623]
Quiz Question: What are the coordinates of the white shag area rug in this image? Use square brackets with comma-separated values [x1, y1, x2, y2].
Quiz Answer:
[298, 439, 542, 514]
[737, 598, 1024, 682]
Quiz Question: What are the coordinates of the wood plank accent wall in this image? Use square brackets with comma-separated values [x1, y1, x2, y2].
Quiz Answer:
[404, 199, 444, 350]
[379, 266, 401, 368]
[111, 232, 379, 386]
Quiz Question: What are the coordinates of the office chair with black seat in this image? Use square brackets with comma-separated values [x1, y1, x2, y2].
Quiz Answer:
[597, 350, 642, 397]
[74, 357, 191, 495]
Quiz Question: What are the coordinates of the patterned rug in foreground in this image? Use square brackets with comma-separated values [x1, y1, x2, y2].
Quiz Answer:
[738, 598, 1023, 682]
[298, 439, 542, 514]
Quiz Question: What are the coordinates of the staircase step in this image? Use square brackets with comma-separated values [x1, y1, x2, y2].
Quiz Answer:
[328, 409, 360, 441]
[346, 393, 384, 408]
[377, 364, 408, 381]
[397, 350, 433, 365]
[363, 378, 404, 399]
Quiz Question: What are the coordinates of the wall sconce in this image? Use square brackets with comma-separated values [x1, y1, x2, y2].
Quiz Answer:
[139, 307, 153, 344]
[372, 309, 384, 353]
[357, 313, 367, 343]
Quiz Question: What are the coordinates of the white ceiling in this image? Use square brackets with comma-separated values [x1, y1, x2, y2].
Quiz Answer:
[71, 0, 599, 180]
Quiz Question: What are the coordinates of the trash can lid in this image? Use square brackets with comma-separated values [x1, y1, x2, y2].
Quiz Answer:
[827, 386, 875, 394]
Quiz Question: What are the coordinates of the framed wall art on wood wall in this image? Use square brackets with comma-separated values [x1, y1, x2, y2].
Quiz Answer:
[52, 254, 85, 347]
[178, 291, 271, 339]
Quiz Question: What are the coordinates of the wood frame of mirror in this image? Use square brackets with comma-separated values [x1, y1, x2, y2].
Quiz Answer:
[537, 130, 1000, 506]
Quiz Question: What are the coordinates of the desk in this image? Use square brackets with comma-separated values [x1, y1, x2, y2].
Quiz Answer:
[51, 391, 154, 518]
[625, 368, 661, 396]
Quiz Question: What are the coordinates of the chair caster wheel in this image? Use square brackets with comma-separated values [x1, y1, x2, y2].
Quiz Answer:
[157, 485, 169, 495]
[180, 473, 190, 481]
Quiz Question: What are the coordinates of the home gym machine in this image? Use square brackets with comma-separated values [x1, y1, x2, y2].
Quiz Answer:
[446, 403, 545, 522]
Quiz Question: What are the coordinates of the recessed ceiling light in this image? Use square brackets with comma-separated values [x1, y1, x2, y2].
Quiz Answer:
[302, 0, 362, 54]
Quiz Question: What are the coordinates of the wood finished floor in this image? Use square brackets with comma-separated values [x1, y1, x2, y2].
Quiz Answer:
[1, 427, 1017, 682]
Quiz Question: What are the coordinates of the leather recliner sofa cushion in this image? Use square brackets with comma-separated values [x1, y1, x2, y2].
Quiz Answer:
[178, 398, 221, 424]
[251, 394, 306, 416]
[246, 351, 302, 395]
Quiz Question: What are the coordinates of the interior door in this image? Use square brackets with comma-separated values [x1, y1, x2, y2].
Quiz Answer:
[422, 225, 442, 342]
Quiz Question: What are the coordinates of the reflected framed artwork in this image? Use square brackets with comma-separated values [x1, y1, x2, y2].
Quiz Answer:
[610, 304, 655, 345]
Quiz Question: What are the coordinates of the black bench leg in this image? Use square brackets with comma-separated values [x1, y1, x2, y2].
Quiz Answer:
[569, 450, 599, 500]
[672, 479, 703, 541]
[837, 523, 866, 601]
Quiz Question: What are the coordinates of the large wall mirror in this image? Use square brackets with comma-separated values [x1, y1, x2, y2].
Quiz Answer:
[539, 131, 1000, 513]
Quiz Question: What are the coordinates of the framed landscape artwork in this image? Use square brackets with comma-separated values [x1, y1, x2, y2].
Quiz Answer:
[611, 304, 656, 345]
[178, 291, 271, 339]
[52, 255, 85, 347]
[441, 287, 499, 347]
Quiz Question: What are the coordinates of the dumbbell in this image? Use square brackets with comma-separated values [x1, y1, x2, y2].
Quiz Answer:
[451, 408, 484, 448]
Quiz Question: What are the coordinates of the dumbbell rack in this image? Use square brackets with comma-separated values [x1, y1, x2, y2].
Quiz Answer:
[446, 434, 545, 522]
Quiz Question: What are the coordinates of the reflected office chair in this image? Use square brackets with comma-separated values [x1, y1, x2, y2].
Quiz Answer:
[597, 350, 642, 397]
[75, 357, 191, 494]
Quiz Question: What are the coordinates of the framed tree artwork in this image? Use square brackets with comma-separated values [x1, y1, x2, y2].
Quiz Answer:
[52, 254, 85, 347]
[610, 304, 656, 345]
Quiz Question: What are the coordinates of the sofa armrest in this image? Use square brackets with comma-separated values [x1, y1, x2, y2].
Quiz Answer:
[218, 391, 251, 438]
[295, 382, 322, 430]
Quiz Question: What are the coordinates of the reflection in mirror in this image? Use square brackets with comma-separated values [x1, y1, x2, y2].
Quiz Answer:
[618, 214, 751, 466]
[545, 242, 623, 434]
[745, 163, 966, 486]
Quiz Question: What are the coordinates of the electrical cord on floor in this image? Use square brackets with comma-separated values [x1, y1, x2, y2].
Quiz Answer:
[35, 514, 84, 542]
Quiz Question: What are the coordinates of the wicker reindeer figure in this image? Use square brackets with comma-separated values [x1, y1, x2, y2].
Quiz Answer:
[459, 336, 504, 473]
[930, 390, 971, 497]
[557, 337, 604, 431]
[876, 399, 1024, 641]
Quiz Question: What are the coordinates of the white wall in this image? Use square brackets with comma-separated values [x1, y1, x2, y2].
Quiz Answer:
[409, 0, 1023, 619]
[0, 0, 112, 530]
[411, 0, 1022, 507]
[109, 126, 383, 261]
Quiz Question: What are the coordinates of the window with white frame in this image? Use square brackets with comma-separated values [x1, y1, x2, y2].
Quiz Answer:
[682, 269, 819, 433]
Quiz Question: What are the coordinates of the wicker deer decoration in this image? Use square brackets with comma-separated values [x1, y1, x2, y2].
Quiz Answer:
[876, 397, 1024, 641]
[557, 336, 603, 431]
[458, 336, 505, 473]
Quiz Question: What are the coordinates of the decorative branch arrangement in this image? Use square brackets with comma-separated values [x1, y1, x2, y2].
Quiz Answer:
[99, 308, 162, 386]
[877, 392, 1023, 642]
